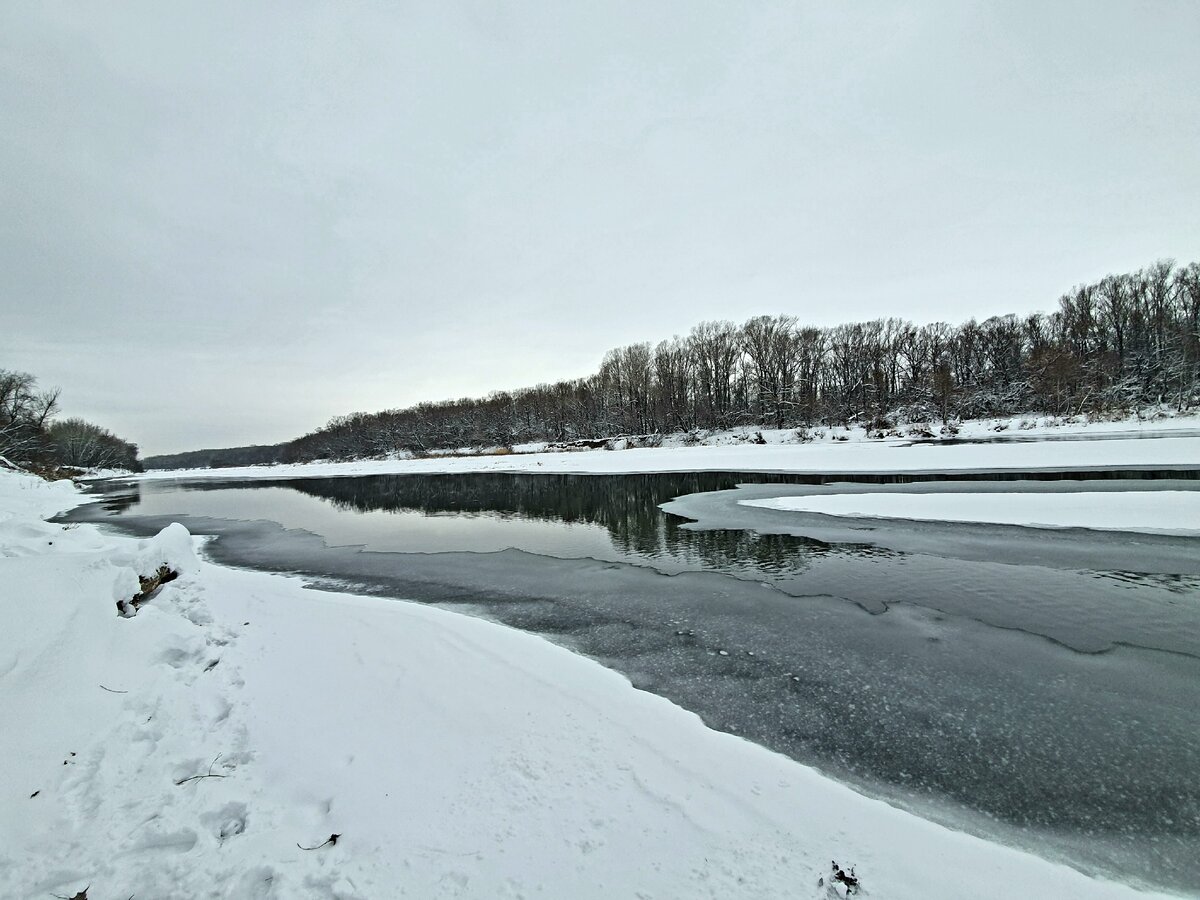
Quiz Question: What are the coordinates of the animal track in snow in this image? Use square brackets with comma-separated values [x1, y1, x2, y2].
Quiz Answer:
[159, 645, 201, 669]
[202, 801, 248, 842]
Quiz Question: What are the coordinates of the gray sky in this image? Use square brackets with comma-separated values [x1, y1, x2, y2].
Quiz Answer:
[2, 1, 1197, 455]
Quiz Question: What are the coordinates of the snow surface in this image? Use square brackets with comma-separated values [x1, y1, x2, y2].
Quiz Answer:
[742, 491, 1200, 535]
[0, 469, 1181, 899]
[133, 413, 1200, 482]
[136, 428, 1200, 482]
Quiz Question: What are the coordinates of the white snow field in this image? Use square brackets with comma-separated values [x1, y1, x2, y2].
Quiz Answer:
[136, 420, 1200, 482]
[742, 490, 1200, 535]
[0, 469, 1180, 899]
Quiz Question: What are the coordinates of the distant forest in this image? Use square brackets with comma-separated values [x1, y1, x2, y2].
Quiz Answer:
[146, 259, 1199, 469]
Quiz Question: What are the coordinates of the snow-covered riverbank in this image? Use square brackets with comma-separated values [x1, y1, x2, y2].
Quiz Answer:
[136, 415, 1200, 482]
[0, 469, 1182, 898]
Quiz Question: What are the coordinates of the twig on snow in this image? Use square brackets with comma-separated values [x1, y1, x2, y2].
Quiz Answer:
[297, 833, 341, 851]
[175, 754, 228, 786]
[99, 684, 128, 694]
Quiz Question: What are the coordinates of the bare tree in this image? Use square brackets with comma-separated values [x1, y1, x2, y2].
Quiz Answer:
[688, 321, 741, 428]
[0, 369, 58, 463]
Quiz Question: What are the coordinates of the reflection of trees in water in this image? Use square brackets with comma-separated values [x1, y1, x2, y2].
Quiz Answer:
[101, 489, 141, 513]
[285, 472, 754, 526]
[290, 471, 745, 524]
[132, 473, 892, 579]
[274, 472, 867, 577]
[677, 527, 833, 574]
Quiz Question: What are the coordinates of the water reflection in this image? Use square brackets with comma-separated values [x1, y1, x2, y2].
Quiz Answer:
[100, 490, 140, 514]
[272, 472, 772, 524]
[282, 473, 853, 573]
[106, 473, 891, 584]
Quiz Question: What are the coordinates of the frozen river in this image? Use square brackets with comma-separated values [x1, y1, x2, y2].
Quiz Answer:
[68, 470, 1200, 892]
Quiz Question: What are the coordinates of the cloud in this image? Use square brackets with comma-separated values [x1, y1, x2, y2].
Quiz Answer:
[2, 1, 1197, 454]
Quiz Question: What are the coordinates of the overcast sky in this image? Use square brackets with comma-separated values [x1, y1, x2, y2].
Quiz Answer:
[2, 2, 1197, 455]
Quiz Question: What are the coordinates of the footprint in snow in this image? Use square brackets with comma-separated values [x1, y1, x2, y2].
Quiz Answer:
[201, 801, 248, 843]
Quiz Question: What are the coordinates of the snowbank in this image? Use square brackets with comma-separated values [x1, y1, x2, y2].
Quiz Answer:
[0, 470, 1176, 898]
[0, 470, 82, 526]
[742, 490, 1200, 535]
[135, 431, 1200, 482]
[133, 413, 1200, 483]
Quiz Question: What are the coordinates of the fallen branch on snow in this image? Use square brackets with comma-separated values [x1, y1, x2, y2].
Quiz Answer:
[117, 565, 179, 617]
[297, 833, 341, 851]
[174, 755, 228, 786]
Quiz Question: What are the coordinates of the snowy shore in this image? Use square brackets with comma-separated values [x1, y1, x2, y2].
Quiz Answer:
[136, 414, 1200, 482]
[0, 468, 1185, 899]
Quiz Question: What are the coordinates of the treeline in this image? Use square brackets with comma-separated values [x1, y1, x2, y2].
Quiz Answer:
[143, 444, 288, 471]
[281, 259, 1199, 462]
[0, 369, 142, 472]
